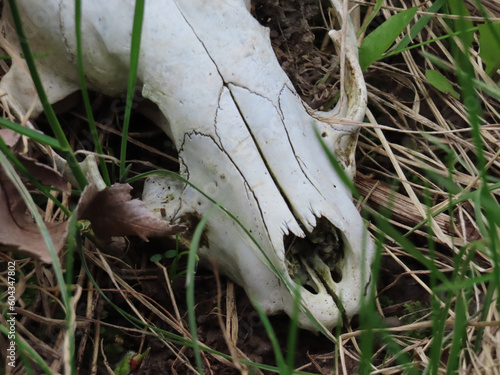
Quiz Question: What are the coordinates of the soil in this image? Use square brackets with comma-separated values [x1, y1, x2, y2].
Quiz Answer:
[252, 0, 340, 110]
[134, 270, 337, 374]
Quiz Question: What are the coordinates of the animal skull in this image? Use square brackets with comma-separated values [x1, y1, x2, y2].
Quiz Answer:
[0, 0, 374, 331]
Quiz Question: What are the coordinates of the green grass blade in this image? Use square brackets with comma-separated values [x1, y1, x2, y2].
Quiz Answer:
[315, 129, 360, 200]
[474, 280, 497, 352]
[386, 26, 479, 59]
[74, 0, 111, 186]
[428, 295, 452, 375]
[252, 298, 288, 374]
[186, 204, 221, 375]
[286, 284, 301, 373]
[119, 0, 145, 180]
[392, 0, 446, 54]
[445, 290, 467, 374]
[0, 118, 61, 149]
[403, 181, 500, 239]
[377, 218, 448, 284]
[356, 0, 384, 39]
[7, 0, 87, 188]
[65, 212, 79, 375]
[425, 181, 444, 375]
[358, 238, 382, 374]
[472, 78, 500, 100]
[480, 186, 500, 299]
[420, 51, 454, 71]
[0, 325, 52, 374]
[435, 272, 493, 293]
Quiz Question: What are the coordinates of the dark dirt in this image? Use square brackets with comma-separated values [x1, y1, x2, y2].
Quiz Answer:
[134, 271, 336, 374]
[252, 0, 340, 110]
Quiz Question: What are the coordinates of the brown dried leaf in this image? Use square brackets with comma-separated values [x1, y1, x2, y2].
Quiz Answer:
[18, 155, 70, 193]
[0, 128, 69, 192]
[0, 167, 69, 263]
[0, 128, 21, 148]
[77, 183, 187, 241]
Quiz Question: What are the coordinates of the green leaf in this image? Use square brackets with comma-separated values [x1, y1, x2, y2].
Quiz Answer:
[114, 353, 133, 375]
[149, 253, 162, 262]
[478, 22, 500, 75]
[164, 249, 178, 258]
[425, 69, 460, 99]
[356, 0, 384, 38]
[114, 348, 150, 374]
[359, 7, 417, 71]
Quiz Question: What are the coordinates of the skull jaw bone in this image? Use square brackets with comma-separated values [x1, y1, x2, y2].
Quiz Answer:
[0, 0, 374, 331]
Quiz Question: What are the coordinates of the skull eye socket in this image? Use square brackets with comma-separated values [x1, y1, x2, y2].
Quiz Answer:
[284, 217, 345, 295]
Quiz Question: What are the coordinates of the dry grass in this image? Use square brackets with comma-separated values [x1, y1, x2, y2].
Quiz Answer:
[1, 0, 500, 374]
[349, 0, 500, 373]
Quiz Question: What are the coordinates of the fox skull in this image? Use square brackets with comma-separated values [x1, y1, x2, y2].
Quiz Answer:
[0, 0, 374, 331]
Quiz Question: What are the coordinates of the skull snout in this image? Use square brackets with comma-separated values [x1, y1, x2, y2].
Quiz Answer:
[285, 217, 345, 294]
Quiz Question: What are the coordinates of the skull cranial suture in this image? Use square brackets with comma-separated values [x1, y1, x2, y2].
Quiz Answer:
[0, 0, 374, 331]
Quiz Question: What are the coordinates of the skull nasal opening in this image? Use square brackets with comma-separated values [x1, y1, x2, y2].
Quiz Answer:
[284, 217, 345, 295]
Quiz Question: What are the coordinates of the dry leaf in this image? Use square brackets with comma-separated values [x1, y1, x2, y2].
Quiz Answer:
[0, 128, 21, 147]
[0, 167, 69, 263]
[18, 155, 70, 193]
[77, 183, 187, 241]
[0, 128, 69, 192]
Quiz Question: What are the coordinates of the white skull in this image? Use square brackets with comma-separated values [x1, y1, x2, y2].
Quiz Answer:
[0, 0, 374, 331]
